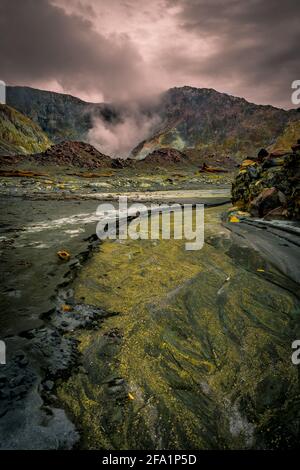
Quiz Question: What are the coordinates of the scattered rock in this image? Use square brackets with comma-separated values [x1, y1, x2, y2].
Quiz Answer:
[257, 148, 269, 161]
[71, 171, 114, 178]
[249, 187, 286, 217]
[43, 380, 54, 391]
[199, 162, 228, 173]
[61, 304, 73, 312]
[134, 148, 189, 166]
[57, 250, 71, 261]
[0, 351, 36, 418]
[232, 141, 300, 220]
[0, 141, 114, 169]
[51, 303, 110, 332]
[292, 143, 300, 152]
[240, 159, 258, 168]
[263, 206, 288, 220]
[25, 327, 79, 378]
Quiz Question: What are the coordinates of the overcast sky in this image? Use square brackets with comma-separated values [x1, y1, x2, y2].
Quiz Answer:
[1, 0, 299, 108]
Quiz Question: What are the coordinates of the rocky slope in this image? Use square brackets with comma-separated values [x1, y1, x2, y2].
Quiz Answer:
[6, 86, 117, 144]
[133, 87, 300, 161]
[0, 141, 113, 169]
[0, 103, 51, 156]
[231, 142, 300, 220]
[0, 139, 192, 170]
[7, 86, 300, 162]
[268, 120, 300, 154]
[34, 141, 113, 168]
[134, 147, 189, 166]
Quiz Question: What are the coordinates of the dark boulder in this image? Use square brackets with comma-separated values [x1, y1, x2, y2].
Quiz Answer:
[231, 140, 300, 220]
[111, 158, 131, 169]
[257, 148, 269, 162]
[291, 143, 300, 152]
[249, 187, 286, 217]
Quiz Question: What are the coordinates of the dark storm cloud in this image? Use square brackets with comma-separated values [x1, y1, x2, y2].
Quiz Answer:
[0, 0, 299, 107]
[164, 0, 300, 107]
[0, 0, 148, 101]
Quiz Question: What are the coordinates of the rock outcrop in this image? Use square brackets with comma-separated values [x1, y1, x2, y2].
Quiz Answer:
[231, 142, 300, 220]
[131, 86, 300, 160]
[0, 104, 52, 156]
[135, 147, 189, 166]
[0, 141, 113, 169]
[35, 141, 113, 168]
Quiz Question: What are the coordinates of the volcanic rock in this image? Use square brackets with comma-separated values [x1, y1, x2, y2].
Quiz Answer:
[249, 187, 286, 217]
[199, 162, 228, 173]
[111, 158, 132, 169]
[0, 141, 114, 169]
[232, 140, 300, 220]
[35, 141, 113, 168]
[136, 147, 188, 166]
[257, 148, 269, 161]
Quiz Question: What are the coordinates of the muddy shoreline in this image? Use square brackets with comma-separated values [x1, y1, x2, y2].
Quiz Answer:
[0, 197, 107, 449]
[57, 204, 300, 450]
[0, 192, 229, 449]
[1, 192, 299, 449]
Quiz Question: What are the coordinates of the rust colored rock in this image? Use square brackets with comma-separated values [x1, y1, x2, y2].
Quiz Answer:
[240, 159, 257, 168]
[199, 162, 228, 173]
[135, 148, 188, 166]
[0, 169, 48, 177]
[57, 250, 71, 261]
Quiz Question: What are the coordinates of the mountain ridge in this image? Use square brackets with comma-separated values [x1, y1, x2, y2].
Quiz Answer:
[6, 85, 300, 161]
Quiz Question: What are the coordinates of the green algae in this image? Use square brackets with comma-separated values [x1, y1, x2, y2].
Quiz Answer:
[57, 206, 300, 449]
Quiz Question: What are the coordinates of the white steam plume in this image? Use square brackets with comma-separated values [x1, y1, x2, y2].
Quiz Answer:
[87, 111, 161, 158]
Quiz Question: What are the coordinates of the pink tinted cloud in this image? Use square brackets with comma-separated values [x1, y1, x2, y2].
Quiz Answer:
[1, 0, 299, 108]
